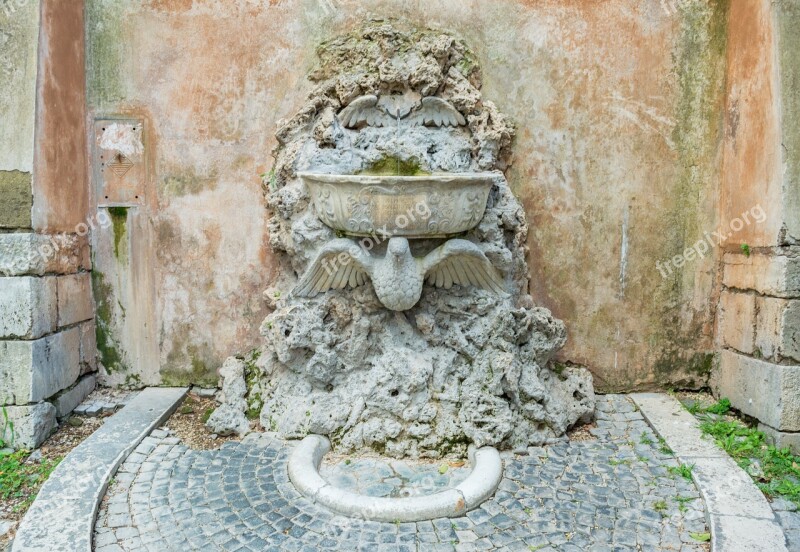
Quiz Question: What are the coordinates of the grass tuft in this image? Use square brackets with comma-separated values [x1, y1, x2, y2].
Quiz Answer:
[699, 416, 800, 506]
[0, 450, 61, 511]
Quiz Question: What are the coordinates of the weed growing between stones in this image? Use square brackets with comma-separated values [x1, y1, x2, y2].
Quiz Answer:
[0, 407, 12, 449]
[700, 415, 800, 507]
[690, 532, 711, 542]
[681, 394, 800, 507]
[0, 451, 60, 512]
[669, 463, 695, 481]
[675, 495, 695, 513]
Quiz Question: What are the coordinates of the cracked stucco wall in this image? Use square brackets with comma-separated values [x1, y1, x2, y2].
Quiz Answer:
[84, 0, 731, 391]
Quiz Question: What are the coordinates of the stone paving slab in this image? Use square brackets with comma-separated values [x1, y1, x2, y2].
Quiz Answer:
[320, 456, 470, 498]
[772, 499, 800, 552]
[631, 393, 790, 552]
[95, 395, 710, 551]
[11, 388, 187, 552]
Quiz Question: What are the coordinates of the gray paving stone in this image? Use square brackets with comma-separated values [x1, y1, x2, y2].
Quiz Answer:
[90, 394, 713, 550]
[12, 388, 188, 552]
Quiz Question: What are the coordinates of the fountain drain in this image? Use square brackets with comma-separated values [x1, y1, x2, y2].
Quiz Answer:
[287, 435, 503, 522]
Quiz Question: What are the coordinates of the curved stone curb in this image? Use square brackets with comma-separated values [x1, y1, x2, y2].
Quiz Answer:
[631, 393, 789, 552]
[287, 435, 503, 522]
[11, 387, 188, 552]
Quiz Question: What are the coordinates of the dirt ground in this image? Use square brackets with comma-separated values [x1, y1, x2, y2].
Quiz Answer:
[163, 393, 239, 450]
[0, 415, 105, 551]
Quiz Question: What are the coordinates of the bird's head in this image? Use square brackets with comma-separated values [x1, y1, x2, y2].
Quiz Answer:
[387, 237, 410, 262]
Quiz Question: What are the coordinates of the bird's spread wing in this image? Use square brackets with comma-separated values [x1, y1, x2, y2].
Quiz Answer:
[407, 97, 467, 127]
[337, 95, 393, 128]
[293, 239, 372, 297]
[421, 240, 505, 293]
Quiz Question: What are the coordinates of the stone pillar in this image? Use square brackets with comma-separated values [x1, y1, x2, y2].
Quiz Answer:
[714, 0, 800, 451]
[0, 0, 96, 450]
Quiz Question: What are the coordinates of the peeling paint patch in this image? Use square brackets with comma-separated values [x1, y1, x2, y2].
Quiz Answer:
[99, 123, 144, 161]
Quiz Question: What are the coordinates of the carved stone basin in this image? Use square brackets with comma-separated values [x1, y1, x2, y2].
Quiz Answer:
[299, 172, 496, 238]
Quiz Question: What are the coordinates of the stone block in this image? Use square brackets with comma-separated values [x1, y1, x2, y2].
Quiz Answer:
[0, 0, 38, 174]
[723, 252, 800, 297]
[57, 273, 93, 327]
[52, 374, 96, 418]
[0, 170, 32, 229]
[0, 232, 90, 277]
[79, 320, 98, 374]
[10, 388, 187, 550]
[0, 276, 57, 339]
[0, 327, 81, 405]
[711, 515, 788, 552]
[755, 297, 800, 362]
[714, 350, 800, 431]
[1, 402, 56, 450]
[759, 423, 800, 455]
[718, 290, 756, 354]
[689, 455, 775, 519]
[776, 0, 800, 245]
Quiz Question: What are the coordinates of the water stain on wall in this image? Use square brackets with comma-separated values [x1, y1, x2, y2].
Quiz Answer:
[84, 0, 732, 391]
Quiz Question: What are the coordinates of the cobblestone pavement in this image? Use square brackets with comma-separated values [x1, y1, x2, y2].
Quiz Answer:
[95, 395, 710, 551]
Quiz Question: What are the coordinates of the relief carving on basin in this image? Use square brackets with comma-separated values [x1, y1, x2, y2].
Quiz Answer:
[299, 172, 496, 238]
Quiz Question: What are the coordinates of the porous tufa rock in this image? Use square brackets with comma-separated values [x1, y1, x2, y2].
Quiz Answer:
[205, 357, 250, 437]
[238, 19, 595, 458]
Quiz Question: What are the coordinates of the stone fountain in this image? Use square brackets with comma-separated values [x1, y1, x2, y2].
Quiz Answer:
[210, 21, 595, 461]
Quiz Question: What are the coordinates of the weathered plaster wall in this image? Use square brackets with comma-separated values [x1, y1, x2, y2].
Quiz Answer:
[85, 0, 729, 390]
[0, 0, 38, 230]
[0, 0, 38, 174]
[719, 0, 782, 248]
[712, 0, 800, 453]
[32, 0, 90, 233]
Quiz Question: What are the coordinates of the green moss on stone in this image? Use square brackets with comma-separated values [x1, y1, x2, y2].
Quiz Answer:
[161, 173, 218, 198]
[777, 1, 800, 241]
[454, 49, 480, 79]
[123, 373, 143, 390]
[160, 364, 217, 388]
[648, 0, 730, 388]
[0, 171, 32, 229]
[91, 270, 127, 373]
[107, 207, 128, 260]
[243, 349, 263, 420]
[359, 156, 430, 176]
[85, 0, 127, 107]
[435, 434, 471, 457]
[161, 343, 218, 388]
[654, 350, 716, 387]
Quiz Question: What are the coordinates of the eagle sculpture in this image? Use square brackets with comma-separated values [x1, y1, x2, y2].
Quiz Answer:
[293, 237, 505, 311]
[338, 94, 467, 129]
